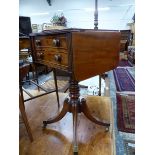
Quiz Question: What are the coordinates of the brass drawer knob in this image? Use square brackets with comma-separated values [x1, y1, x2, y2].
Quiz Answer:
[35, 40, 41, 46]
[54, 54, 61, 62]
[37, 52, 44, 59]
[52, 39, 60, 47]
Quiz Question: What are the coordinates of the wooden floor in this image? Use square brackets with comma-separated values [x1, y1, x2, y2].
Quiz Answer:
[20, 91, 115, 155]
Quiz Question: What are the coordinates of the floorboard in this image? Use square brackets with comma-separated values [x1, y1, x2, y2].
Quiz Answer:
[20, 92, 115, 155]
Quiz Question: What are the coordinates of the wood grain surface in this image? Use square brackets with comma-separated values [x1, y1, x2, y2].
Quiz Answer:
[72, 31, 121, 81]
[20, 92, 115, 155]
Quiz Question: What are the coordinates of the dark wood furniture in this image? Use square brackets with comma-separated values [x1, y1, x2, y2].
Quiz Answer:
[19, 36, 52, 76]
[19, 36, 31, 61]
[19, 38, 60, 142]
[19, 64, 60, 104]
[19, 64, 60, 142]
[19, 37, 60, 103]
[30, 29, 121, 154]
[120, 30, 131, 52]
[19, 91, 33, 142]
[19, 36, 37, 84]
[19, 63, 34, 142]
[19, 36, 31, 50]
[128, 46, 135, 64]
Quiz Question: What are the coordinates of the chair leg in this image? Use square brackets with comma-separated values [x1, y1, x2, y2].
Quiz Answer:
[19, 93, 33, 142]
[98, 75, 101, 96]
[53, 68, 60, 108]
[27, 72, 31, 85]
[19, 84, 25, 110]
[34, 64, 40, 91]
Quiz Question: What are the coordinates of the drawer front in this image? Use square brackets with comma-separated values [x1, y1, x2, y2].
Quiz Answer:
[35, 49, 68, 68]
[35, 35, 68, 49]
[19, 38, 30, 50]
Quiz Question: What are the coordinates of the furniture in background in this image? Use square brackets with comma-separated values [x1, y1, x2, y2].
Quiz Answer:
[19, 36, 59, 142]
[19, 91, 33, 142]
[128, 46, 135, 64]
[19, 63, 60, 104]
[120, 30, 131, 52]
[30, 29, 121, 154]
[19, 58, 60, 142]
[128, 22, 135, 46]
[19, 36, 60, 105]
[19, 36, 31, 61]
[119, 30, 135, 66]
[32, 24, 38, 33]
[19, 16, 32, 36]
[19, 36, 39, 86]
[120, 40, 128, 52]
[19, 63, 34, 142]
[19, 36, 50, 77]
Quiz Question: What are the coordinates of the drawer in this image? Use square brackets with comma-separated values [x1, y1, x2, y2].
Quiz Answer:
[35, 50, 68, 67]
[35, 35, 68, 49]
[19, 38, 30, 50]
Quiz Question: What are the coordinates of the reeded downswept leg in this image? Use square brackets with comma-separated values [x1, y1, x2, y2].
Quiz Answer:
[43, 78, 110, 154]
[72, 102, 78, 154]
[43, 98, 69, 129]
[81, 98, 110, 129]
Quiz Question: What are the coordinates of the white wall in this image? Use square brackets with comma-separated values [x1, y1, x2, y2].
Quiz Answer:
[19, 0, 135, 30]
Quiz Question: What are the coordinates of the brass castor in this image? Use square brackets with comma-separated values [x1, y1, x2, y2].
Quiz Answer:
[105, 127, 109, 132]
[73, 145, 78, 155]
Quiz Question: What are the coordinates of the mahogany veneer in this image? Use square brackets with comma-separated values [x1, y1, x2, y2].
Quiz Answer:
[30, 29, 120, 154]
[30, 29, 120, 81]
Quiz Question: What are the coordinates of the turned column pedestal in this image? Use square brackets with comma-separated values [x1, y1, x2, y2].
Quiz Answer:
[43, 78, 110, 154]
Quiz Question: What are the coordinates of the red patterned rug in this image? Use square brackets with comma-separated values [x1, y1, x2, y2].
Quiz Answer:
[116, 93, 135, 133]
[113, 68, 135, 92]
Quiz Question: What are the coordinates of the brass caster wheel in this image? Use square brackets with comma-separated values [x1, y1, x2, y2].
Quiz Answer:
[73, 145, 78, 155]
[105, 127, 109, 132]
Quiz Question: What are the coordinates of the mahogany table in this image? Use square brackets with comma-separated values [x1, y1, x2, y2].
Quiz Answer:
[30, 29, 121, 154]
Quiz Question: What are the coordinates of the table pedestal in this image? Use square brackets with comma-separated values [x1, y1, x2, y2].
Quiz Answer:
[43, 79, 110, 154]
